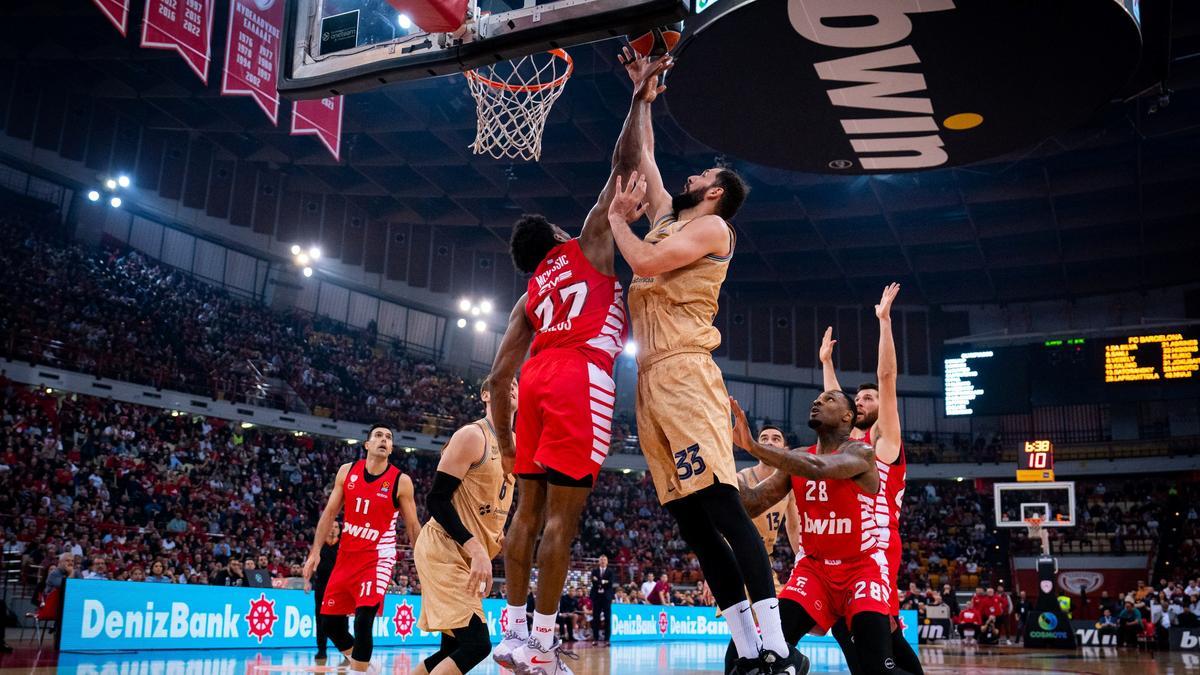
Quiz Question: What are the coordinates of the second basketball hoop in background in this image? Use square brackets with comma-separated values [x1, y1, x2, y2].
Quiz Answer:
[465, 49, 573, 162]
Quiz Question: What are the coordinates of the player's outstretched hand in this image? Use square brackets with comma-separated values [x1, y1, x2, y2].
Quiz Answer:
[609, 171, 649, 225]
[729, 396, 753, 452]
[819, 326, 836, 364]
[876, 282, 900, 321]
[620, 47, 672, 102]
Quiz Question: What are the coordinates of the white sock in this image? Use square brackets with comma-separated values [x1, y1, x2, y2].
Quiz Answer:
[722, 600, 760, 659]
[507, 604, 529, 639]
[753, 598, 788, 656]
[532, 611, 558, 650]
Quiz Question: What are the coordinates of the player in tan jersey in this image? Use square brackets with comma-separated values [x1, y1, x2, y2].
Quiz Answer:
[606, 133, 801, 673]
[739, 425, 801, 569]
[413, 378, 516, 675]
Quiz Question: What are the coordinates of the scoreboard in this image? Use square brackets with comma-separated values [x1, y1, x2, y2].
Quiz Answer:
[944, 326, 1200, 416]
[1017, 440, 1055, 482]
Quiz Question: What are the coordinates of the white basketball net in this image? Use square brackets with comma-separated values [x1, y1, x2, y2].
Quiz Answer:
[466, 50, 573, 162]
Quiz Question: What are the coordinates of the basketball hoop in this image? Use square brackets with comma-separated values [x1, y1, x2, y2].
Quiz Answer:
[465, 49, 573, 161]
[1025, 516, 1050, 556]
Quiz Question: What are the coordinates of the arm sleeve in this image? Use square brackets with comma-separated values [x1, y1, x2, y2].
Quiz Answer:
[426, 471, 474, 546]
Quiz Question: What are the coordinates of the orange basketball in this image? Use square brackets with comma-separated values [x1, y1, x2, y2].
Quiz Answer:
[628, 25, 682, 57]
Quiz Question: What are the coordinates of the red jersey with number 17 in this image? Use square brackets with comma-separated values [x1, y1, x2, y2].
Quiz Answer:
[525, 239, 625, 370]
[791, 444, 879, 562]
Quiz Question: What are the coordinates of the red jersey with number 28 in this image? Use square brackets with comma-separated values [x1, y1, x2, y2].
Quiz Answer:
[525, 239, 625, 371]
[339, 460, 401, 556]
[791, 444, 879, 562]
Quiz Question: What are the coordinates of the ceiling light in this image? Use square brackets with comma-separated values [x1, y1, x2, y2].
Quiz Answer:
[456, 318, 467, 328]
[309, 246, 321, 260]
[105, 178, 117, 190]
[117, 175, 131, 188]
[109, 196, 122, 208]
[480, 300, 493, 314]
[291, 244, 301, 255]
[458, 298, 472, 312]
[302, 267, 313, 278]
[474, 320, 487, 333]
[397, 13, 412, 29]
[87, 190, 100, 202]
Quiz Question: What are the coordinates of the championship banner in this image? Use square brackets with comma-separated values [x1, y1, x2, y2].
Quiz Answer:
[61, 580, 919, 651]
[221, 0, 284, 124]
[141, 0, 215, 84]
[91, 0, 130, 35]
[291, 96, 344, 161]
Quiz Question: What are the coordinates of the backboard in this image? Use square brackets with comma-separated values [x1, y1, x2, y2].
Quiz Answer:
[279, 0, 691, 99]
[994, 481, 1075, 528]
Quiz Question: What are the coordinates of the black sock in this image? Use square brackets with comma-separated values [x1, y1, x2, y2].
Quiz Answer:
[851, 612, 917, 675]
[891, 624, 923, 675]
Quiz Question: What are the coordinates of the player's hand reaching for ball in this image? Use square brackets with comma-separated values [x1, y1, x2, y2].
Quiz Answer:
[620, 48, 673, 102]
[609, 171, 649, 225]
[875, 282, 900, 322]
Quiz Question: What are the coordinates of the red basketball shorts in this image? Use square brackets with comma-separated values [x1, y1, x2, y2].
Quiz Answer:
[515, 348, 614, 482]
[320, 549, 395, 615]
[779, 549, 893, 633]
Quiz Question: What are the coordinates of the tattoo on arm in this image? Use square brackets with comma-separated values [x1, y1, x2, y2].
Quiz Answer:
[741, 471, 791, 518]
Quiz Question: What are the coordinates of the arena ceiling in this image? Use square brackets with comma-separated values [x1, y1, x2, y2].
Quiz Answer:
[3, 0, 1200, 307]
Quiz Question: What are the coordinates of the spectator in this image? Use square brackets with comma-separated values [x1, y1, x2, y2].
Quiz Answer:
[214, 560, 246, 587]
[45, 552, 77, 592]
[146, 560, 172, 583]
[639, 572, 656, 602]
[81, 559, 109, 580]
[1117, 600, 1142, 648]
[648, 573, 672, 606]
[129, 566, 147, 582]
[1096, 608, 1119, 638]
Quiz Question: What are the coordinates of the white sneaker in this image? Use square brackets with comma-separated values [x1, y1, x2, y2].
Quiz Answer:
[511, 636, 577, 675]
[492, 629, 526, 669]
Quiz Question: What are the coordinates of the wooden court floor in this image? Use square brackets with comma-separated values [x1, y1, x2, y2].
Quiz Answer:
[1, 639, 1190, 674]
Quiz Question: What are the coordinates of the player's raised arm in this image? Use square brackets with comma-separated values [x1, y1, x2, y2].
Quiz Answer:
[608, 173, 729, 278]
[578, 53, 672, 274]
[872, 283, 902, 464]
[395, 473, 421, 548]
[304, 462, 350, 582]
[737, 469, 792, 519]
[732, 397, 873, 481]
[819, 326, 842, 393]
[487, 294, 533, 474]
[618, 46, 673, 223]
[427, 424, 494, 596]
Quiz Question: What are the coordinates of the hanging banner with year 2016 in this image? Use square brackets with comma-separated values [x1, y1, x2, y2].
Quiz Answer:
[291, 97, 344, 161]
[221, 0, 285, 124]
[141, 0, 215, 84]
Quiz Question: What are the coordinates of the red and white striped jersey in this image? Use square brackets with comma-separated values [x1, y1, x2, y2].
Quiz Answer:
[791, 444, 879, 562]
[863, 429, 906, 574]
[525, 239, 625, 371]
[339, 459, 401, 556]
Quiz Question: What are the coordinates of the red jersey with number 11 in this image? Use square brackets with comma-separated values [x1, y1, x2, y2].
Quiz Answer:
[791, 444, 879, 562]
[339, 460, 401, 556]
[525, 239, 625, 371]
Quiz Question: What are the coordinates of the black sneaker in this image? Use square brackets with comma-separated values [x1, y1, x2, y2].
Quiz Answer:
[758, 646, 810, 675]
[729, 655, 765, 675]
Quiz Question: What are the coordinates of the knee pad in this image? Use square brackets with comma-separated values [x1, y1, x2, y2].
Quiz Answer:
[350, 605, 377, 662]
[449, 616, 492, 672]
[322, 615, 354, 653]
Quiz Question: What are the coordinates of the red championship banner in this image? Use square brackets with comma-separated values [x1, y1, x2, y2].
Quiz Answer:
[291, 97, 344, 161]
[92, 0, 131, 35]
[221, 0, 285, 124]
[141, 0, 215, 84]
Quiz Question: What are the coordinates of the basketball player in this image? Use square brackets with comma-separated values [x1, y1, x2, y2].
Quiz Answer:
[605, 163, 802, 672]
[741, 426, 802, 566]
[731, 394, 918, 675]
[303, 425, 421, 673]
[413, 378, 517, 675]
[487, 53, 672, 675]
[820, 283, 922, 675]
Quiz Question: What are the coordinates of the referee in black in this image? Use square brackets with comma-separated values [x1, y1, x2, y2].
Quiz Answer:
[309, 521, 340, 660]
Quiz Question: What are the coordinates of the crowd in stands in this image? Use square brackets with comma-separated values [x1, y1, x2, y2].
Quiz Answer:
[0, 215, 482, 438]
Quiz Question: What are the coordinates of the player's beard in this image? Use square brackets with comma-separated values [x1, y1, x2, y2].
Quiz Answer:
[671, 186, 706, 217]
[854, 411, 878, 431]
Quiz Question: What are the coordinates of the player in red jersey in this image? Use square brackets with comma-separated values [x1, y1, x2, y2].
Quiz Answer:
[303, 424, 421, 672]
[819, 284, 922, 675]
[731, 391, 919, 675]
[487, 53, 671, 675]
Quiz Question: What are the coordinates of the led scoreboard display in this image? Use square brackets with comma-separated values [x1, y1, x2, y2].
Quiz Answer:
[1017, 440, 1055, 482]
[944, 326, 1200, 416]
[1104, 333, 1199, 383]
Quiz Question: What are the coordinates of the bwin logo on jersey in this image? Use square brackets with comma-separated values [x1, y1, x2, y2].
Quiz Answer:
[803, 512, 851, 535]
